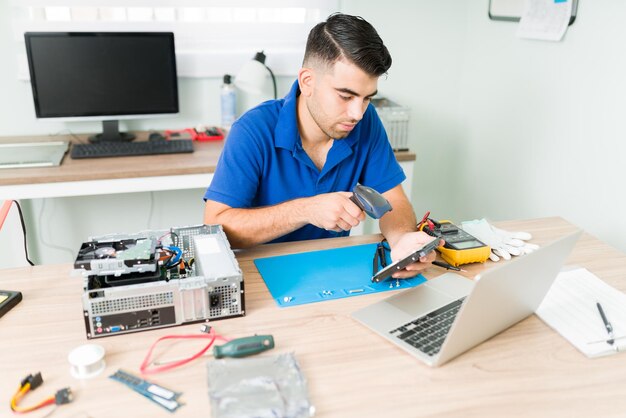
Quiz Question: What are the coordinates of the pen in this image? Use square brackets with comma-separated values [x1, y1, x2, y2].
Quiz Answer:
[432, 260, 467, 272]
[596, 302, 615, 346]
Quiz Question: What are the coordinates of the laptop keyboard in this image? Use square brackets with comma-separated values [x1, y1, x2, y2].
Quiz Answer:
[389, 297, 465, 357]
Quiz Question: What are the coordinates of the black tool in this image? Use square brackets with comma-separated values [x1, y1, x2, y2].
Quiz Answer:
[0, 290, 22, 319]
[349, 184, 392, 219]
[372, 240, 391, 276]
[432, 260, 467, 272]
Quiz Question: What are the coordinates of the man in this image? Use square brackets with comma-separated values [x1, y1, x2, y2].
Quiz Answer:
[204, 13, 436, 278]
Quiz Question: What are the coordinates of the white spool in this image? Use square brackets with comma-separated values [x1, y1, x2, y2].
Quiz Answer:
[68, 344, 106, 379]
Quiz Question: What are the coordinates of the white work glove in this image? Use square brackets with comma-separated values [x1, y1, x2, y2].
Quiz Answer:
[460, 219, 539, 262]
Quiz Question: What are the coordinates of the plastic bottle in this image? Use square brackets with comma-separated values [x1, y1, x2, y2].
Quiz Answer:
[220, 74, 236, 130]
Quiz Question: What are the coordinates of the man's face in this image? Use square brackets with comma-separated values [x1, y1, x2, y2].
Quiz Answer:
[304, 59, 379, 140]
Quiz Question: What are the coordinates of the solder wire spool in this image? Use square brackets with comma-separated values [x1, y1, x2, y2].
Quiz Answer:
[68, 344, 106, 379]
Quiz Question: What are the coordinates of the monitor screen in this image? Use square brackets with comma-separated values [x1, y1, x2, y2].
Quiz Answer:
[24, 32, 179, 142]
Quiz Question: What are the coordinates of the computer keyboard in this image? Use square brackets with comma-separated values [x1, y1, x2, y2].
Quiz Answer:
[70, 139, 194, 159]
[389, 297, 465, 356]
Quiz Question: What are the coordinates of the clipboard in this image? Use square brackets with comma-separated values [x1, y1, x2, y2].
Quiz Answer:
[254, 243, 427, 307]
[489, 0, 578, 25]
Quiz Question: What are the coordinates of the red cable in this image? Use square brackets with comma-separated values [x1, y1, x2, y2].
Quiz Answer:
[139, 327, 229, 374]
[417, 210, 431, 230]
[0, 200, 12, 231]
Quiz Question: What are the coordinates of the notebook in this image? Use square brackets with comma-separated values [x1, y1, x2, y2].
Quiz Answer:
[0, 141, 69, 169]
[352, 230, 581, 366]
[536, 267, 626, 357]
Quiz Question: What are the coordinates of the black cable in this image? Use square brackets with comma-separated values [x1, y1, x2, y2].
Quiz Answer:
[167, 260, 183, 270]
[13, 200, 35, 266]
[264, 64, 277, 99]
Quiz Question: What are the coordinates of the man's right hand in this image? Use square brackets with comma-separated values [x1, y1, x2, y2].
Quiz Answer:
[305, 192, 366, 232]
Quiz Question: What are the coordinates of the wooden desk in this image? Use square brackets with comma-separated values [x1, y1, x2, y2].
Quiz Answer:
[0, 133, 417, 199]
[2, 217, 625, 417]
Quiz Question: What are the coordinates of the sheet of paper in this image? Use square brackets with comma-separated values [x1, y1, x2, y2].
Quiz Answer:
[517, 0, 573, 42]
[536, 268, 626, 358]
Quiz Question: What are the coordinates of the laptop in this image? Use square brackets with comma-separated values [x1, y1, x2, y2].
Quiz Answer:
[0, 141, 69, 169]
[352, 230, 582, 366]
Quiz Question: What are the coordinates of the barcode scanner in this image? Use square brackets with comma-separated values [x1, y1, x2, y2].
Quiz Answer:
[349, 184, 392, 219]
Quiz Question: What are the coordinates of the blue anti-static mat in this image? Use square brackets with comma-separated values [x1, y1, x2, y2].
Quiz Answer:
[254, 243, 426, 307]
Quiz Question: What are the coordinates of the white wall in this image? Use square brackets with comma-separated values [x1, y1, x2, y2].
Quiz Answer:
[457, 0, 626, 252]
[342, 0, 626, 253]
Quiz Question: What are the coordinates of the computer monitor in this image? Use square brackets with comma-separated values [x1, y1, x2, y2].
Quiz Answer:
[24, 32, 179, 143]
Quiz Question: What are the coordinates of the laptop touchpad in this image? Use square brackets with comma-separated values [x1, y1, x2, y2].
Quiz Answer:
[387, 285, 455, 318]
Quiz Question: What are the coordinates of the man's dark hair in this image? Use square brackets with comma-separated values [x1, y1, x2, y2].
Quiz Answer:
[303, 13, 392, 76]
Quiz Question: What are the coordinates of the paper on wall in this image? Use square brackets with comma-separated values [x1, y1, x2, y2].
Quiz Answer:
[517, 0, 573, 42]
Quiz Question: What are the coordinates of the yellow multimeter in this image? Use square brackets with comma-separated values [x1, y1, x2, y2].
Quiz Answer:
[419, 219, 491, 267]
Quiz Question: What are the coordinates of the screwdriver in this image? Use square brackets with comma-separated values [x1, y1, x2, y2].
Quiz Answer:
[214, 335, 275, 358]
[151, 335, 275, 365]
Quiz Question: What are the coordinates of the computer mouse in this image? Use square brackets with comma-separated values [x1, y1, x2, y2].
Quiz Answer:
[205, 127, 221, 136]
[149, 132, 165, 141]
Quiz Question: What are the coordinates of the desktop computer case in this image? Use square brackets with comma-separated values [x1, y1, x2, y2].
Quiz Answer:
[75, 225, 245, 339]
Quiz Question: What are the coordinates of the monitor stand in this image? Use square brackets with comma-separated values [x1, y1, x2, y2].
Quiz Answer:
[88, 120, 136, 143]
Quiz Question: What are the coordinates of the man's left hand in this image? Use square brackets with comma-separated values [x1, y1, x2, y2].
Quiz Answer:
[389, 231, 442, 279]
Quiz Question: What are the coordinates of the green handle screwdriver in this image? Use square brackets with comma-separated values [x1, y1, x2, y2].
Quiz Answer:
[213, 335, 275, 359]
[151, 334, 275, 366]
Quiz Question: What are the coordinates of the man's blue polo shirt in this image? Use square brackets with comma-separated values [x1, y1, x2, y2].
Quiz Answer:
[204, 80, 406, 243]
